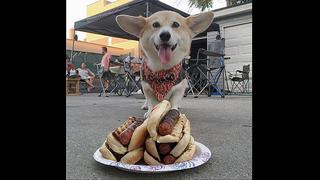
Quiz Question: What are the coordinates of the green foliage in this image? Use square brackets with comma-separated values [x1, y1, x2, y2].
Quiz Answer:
[188, 0, 214, 11]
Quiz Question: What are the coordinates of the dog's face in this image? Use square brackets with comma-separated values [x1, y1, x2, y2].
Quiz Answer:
[116, 11, 214, 66]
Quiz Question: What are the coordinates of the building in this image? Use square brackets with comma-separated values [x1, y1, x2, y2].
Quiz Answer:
[65, 39, 124, 55]
[209, 2, 252, 91]
[86, 0, 138, 56]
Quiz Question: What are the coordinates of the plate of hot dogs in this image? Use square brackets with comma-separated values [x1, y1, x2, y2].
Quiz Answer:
[94, 100, 212, 173]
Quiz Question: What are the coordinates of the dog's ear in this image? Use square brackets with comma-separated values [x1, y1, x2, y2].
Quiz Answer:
[186, 12, 214, 37]
[116, 15, 146, 38]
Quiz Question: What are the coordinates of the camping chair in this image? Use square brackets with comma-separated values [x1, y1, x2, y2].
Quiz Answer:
[123, 56, 142, 97]
[183, 55, 195, 97]
[184, 49, 209, 97]
[186, 38, 226, 98]
[108, 58, 128, 96]
[228, 64, 250, 93]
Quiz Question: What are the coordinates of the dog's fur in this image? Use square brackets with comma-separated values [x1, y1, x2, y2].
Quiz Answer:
[116, 11, 214, 116]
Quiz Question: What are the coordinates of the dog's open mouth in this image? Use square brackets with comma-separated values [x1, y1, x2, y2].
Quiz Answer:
[154, 43, 177, 64]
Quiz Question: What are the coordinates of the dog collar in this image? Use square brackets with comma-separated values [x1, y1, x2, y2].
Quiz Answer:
[142, 61, 185, 101]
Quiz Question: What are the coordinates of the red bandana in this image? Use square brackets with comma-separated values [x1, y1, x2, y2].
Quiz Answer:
[143, 62, 182, 101]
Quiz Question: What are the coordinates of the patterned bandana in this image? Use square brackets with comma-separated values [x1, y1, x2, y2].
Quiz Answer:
[142, 62, 183, 101]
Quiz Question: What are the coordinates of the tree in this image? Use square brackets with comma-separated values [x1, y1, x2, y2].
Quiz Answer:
[188, 0, 252, 11]
[188, 0, 214, 11]
[226, 0, 252, 6]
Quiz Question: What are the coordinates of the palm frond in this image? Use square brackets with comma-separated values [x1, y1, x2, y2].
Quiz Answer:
[188, 0, 213, 11]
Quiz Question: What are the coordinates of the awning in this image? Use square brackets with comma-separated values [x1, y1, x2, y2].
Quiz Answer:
[74, 0, 220, 41]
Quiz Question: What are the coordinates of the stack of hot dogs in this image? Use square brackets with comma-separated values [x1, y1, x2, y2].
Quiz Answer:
[99, 100, 196, 165]
[144, 100, 196, 165]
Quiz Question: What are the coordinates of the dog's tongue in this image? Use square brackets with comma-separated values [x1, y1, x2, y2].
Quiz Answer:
[158, 46, 172, 64]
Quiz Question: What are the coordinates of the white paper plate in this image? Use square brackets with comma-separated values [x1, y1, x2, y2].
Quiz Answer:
[93, 142, 211, 173]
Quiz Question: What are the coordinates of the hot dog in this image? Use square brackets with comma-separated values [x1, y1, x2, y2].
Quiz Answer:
[163, 154, 177, 164]
[117, 118, 144, 145]
[113, 117, 144, 146]
[99, 101, 196, 165]
[158, 143, 172, 155]
[144, 101, 196, 165]
[144, 135, 195, 165]
[112, 117, 135, 145]
[158, 109, 180, 136]
[147, 100, 171, 140]
[99, 116, 148, 164]
[118, 129, 133, 146]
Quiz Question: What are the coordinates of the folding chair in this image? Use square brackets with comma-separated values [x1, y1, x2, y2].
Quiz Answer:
[183, 56, 195, 97]
[228, 64, 250, 93]
[184, 50, 210, 97]
[186, 38, 226, 98]
[108, 62, 128, 96]
[123, 56, 143, 97]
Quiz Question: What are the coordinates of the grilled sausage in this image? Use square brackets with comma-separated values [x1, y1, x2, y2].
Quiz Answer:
[113, 117, 145, 146]
[158, 143, 172, 155]
[118, 128, 134, 146]
[163, 154, 177, 164]
[158, 109, 180, 136]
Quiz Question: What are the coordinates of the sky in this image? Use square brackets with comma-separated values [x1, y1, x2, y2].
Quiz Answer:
[66, 0, 227, 40]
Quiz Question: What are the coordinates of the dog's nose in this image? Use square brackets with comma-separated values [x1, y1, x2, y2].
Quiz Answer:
[159, 31, 171, 42]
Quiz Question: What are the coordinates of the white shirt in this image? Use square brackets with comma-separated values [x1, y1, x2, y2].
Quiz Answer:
[77, 68, 94, 80]
[69, 69, 77, 76]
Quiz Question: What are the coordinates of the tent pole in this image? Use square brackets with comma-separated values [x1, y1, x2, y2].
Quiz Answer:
[146, 1, 149, 17]
[70, 28, 76, 63]
[140, 1, 149, 58]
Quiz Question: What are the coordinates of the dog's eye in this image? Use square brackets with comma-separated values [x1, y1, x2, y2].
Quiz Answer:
[172, 22, 180, 28]
[153, 22, 160, 28]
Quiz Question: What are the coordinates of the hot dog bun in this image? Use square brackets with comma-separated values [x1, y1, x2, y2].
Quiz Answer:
[120, 147, 144, 164]
[144, 104, 195, 165]
[175, 136, 196, 163]
[145, 136, 161, 161]
[144, 150, 161, 165]
[128, 119, 148, 151]
[106, 133, 127, 155]
[99, 141, 117, 162]
[147, 100, 171, 140]
[170, 132, 191, 157]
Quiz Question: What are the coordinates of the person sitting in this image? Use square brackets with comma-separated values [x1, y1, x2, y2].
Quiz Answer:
[77, 62, 95, 92]
[66, 56, 79, 78]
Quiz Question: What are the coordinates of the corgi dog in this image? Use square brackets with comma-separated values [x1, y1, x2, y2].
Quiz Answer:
[116, 11, 214, 116]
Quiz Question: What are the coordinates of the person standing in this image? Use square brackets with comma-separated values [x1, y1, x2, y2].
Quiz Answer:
[100, 47, 113, 96]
